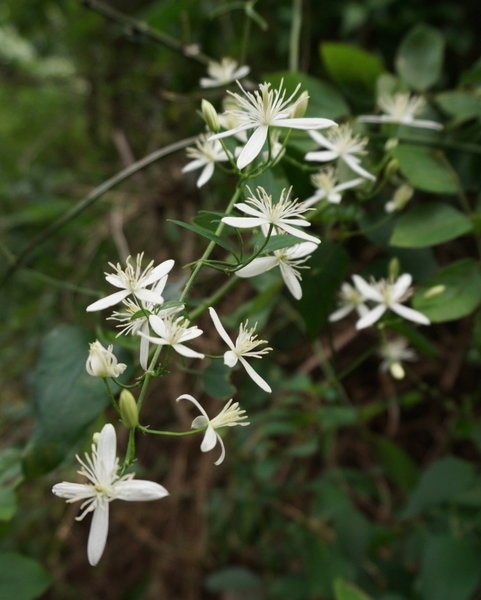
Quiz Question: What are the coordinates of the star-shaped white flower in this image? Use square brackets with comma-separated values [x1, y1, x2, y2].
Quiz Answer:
[86, 253, 174, 313]
[85, 340, 127, 378]
[303, 167, 364, 208]
[200, 57, 250, 88]
[177, 394, 249, 465]
[305, 124, 375, 181]
[358, 93, 443, 130]
[208, 307, 272, 392]
[210, 81, 336, 169]
[222, 186, 320, 244]
[235, 241, 318, 300]
[353, 273, 430, 329]
[379, 337, 417, 379]
[182, 134, 229, 188]
[139, 314, 204, 359]
[52, 423, 168, 566]
[329, 281, 369, 322]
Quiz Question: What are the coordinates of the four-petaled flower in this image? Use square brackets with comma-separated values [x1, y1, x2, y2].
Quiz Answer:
[177, 394, 249, 465]
[235, 241, 318, 300]
[86, 253, 174, 313]
[200, 57, 250, 88]
[303, 167, 364, 208]
[52, 424, 168, 566]
[139, 314, 204, 359]
[210, 81, 336, 169]
[305, 124, 375, 181]
[85, 340, 127, 378]
[182, 134, 229, 188]
[353, 273, 430, 329]
[222, 186, 320, 244]
[358, 93, 443, 130]
[379, 337, 417, 380]
[208, 307, 272, 392]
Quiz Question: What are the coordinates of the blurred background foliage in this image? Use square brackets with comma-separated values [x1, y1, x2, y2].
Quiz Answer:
[1, 0, 481, 599]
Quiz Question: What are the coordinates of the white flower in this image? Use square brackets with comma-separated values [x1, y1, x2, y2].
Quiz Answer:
[379, 337, 417, 379]
[210, 81, 336, 169]
[52, 423, 168, 566]
[85, 340, 127, 378]
[329, 281, 370, 322]
[177, 394, 249, 465]
[385, 184, 414, 213]
[235, 241, 318, 300]
[303, 167, 364, 208]
[353, 273, 430, 329]
[86, 253, 174, 313]
[181, 134, 229, 188]
[222, 186, 320, 244]
[208, 307, 272, 393]
[305, 124, 375, 181]
[358, 93, 443, 130]
[200, 57, 250, 88]
[139, 314, 204, 359]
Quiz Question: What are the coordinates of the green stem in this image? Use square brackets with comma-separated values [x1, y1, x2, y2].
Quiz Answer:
[19, 268, 100, 296]
[289, 0, 302, 73]
[103, 379, 120, 416]
[121, 429, 136, 473]
[189, 276, 239, 320]
[367, 132, 481, 155]
[138, 425, 204, 436]
[230, 223, 274, 272]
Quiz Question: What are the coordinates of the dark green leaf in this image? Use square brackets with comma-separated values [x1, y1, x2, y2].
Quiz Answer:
[168, 219, 235, 254]
[395, 25, 445, 91]
[334, 579, 373, 600]
[372, 436, 419, 494]
[205, 566, 262, 593]
[436, 91, 481, 123]
[0, 553, 52, 600]
[0, 488, 17, 521]
[202, 360, 236, 400]
[258, 234, 304, 254]
[393, 145, 458, 194]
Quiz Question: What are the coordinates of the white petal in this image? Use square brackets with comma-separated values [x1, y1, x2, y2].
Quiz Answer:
[173, 344, 205, 359]
[201, 426, 218, 452]
[134, 288, 165, 305]
[286, 242, 318, 259]
[328, 304, 354, 322]
[148, 314, 168, 337]
[237, 126, 268, 169]
[305, 150, 338, 162]
[143, 259, 175, 286]
[234, 66, 250, 79]
[302, 191, 325, 208]
[352, 274, 383, 302]
[105, 274, 127, 289]
[52, 482, 92, 499]
[239, 356, 272, 393]
[408, 119, 443, 130]
[308, 130, 331, 147]
[235, 257, 278, 278]
[279, 263, 302, 299]
[208, 307, 235, 349]
[357, 115, 389, 124]
[182, 158, 206, 172]
[87, 503, 109, 566]
[278, 222, 320, 244]
[197, 162, 215, 188]
[86, 290, 130, 312]
[335, 178, 365, 192]
[274, 117, 337, 130]
[343, 155, 375, 181]
[139, 328, 150, 370]
[114, 480, 169, 501]
[356, 304, 387, 329]
[209, 124, 252, 140]
[176, 394, 209, 418]
[222, 216, 264, 229]
[214, 434, 226, 466]
[224, 350, 238, 367]
[233, 202, 266, 218]
[391, 303, 430, 325]
[327, 192, 342, 204]
[96, 424, 117, 480]
[392, 274, 412, 300]
[178, 327, 203, 342]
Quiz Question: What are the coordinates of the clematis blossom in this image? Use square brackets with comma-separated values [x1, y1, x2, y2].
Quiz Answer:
[303, 167, 364, 208]
[358, 93, 443, 130]
[139, 314, 204, 359]
[85, 340, 126, 378]
[182, 134, 229, 188]
[200, 57, 250, 88]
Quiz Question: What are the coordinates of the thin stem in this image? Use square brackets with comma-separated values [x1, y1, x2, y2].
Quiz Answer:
[76, 0, 211, 65]
[367, 132, 481, 155]
[1, 136, 197, 286]
[289, 0, 302, 73]
[138, 425, 204, 436]
[230, 223, 274, 272]
[19, 268, 100, 297]
[103, 379, 120, 416]
[189, 276, 239, 320]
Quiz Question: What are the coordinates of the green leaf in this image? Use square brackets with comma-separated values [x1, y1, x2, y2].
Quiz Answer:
[205, 566, 262, 593]
[334, 579, 373, 600]
[0, 488, 17, 521]
[22, 325, 111, 477]
[201, 360, 236, 400]
[403, 456, 477, 517]
[419, 535, 481, 600]
[257, 234, 303, 254]
[436, 91, 481, 123]
[262, 71, 349, 120]
[393, 145, 458, 194]
[0, 553, 52, 600]
[320, 43, 384, 105]
[413, 259, 481, 322]
[0, 448, 22, 486]
[168, 219, 236, 254]
[390, 203, 472, 247]
[372, 436, 419, 494]
[395, 25, 445, 91]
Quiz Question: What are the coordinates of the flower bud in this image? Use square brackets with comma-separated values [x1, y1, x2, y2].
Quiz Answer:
[423, 284, 446, 299]
[384, 138, 398, 152]
[119, 390, 139, 429]
[86, 341, 127, 378]
[390, 361, 405, 380]
[388, 257, 400, 280]
[384, 158, 399, 180]
[291, 91, 309, 118]
[201, 99, 220, 132]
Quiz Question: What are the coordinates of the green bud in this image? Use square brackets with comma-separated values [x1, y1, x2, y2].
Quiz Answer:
[384, 138, 398, 152]
[292, 91, 309, 118]
[385, 158, 399, 180]
[119, 390, 138, 429]
[388, 257, 400, 280]
[201, 99, 220, 133]
[423, 284, 446, 299]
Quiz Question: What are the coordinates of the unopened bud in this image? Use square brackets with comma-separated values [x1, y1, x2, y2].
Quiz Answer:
[390, 361, 405, 380]
[119, 390, 139, 429]
[385, 158, 399, 180]
[292, 91, 309, 118]
[393, 184, 413, 209]
[201, 99, 219, 132]
[384, 138, 398, 152]
[389, 257, 400, 280]
[423, 284, 446, 299]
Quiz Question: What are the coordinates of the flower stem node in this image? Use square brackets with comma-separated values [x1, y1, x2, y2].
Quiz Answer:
[119, 390, 139, 429]
[201, 99, 220, 133]
[86, 340, 127, 378]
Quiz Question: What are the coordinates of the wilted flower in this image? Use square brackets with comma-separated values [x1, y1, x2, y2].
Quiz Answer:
[235, 241, 318, 300]
[358, 93, 443, 130]
[303, 167, 364, 208]
[329, 281, 370, 322]
[177, 394, 249, 465]
[182, 134, 229, 188]
[222, 186, 320, 244]
[353, 273, 430, 329]
[379, 337, 417, 379]
[200, 57, 250, 88]
[139, 314, 204, 359]
[52, 423, 168, 566]
[85, 340, 126, 378]
[306, 124, 375, 181]
[208, 307, 272, 392]
[210, 81, 336, 169]
[86, 253, 174, 313]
